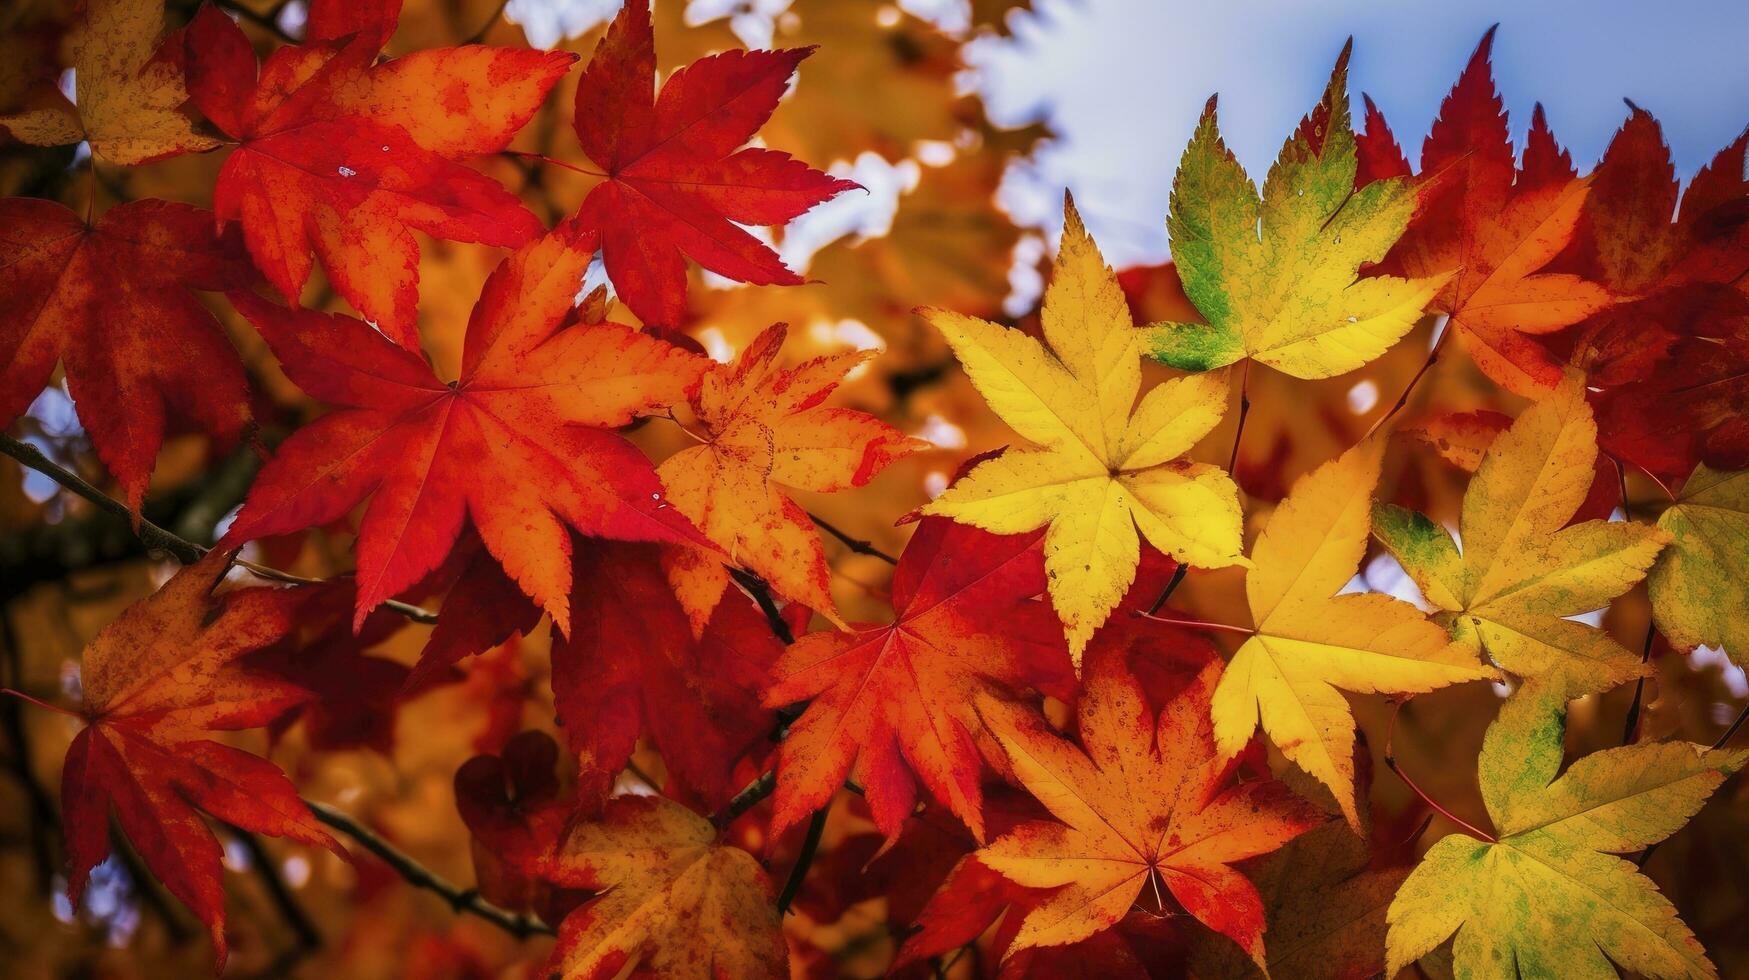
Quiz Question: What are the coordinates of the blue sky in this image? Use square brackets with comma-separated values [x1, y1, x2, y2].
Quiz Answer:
[967, 0, 1749, 266]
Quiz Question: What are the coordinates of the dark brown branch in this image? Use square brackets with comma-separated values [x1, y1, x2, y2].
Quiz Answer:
[776, 808, 828, 914]
[231, 830, 321, 952]
[0, 434, 438, 625]
[1621, 621, 1658, 745]
[810, 513, 898, 565]
[1144, 562, 1189, 616]
[729, 567, 795, 645]
[304, 800, 553, 939]
[712, 769, 777, 829]
[1363, 323, 1449, 441]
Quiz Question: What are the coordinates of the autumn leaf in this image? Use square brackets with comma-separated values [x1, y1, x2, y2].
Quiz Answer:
[763, 499, 1074, 843]
[1648, 464, 1749, 667]
[1401, 409, 1620, 523]
[567, 0, 859, 327]
[1149, 44, 1444, 379]
[182, 3, 573, 350]
[922, 194, 1245, 662]
[1569, 106, 1749, 297]
[0, 197, 254, 512]
[535, 795, 786, 980]
[1362, 29, 1611, 395]
[219, 226, 710, 631]
[1387, 686, 1746, 978]
[972, 648, 1324, 966]
[53, 551, 343, 970]
[657, 322, 920, 619]
[1374, 381, 1670, 697]
[1209, 438, 1494, 827]
[550, 538, 782, 811]
[0, 0, 218, 164]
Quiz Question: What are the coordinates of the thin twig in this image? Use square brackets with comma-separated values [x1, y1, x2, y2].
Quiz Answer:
[1385, 702, 1496, 843]
[1145, 563, 1189, 616]
[712, 769, 777, 828]
[1621, 622, 1658, 745]
[810, 513, 898, 565]
[304, 800, 554, 938]
[776, 808, 828, 914]
[1228, 359, 1252, 473]
[1363, 322, 1449, 441]
[729, 568, 794, 645]
[231, 830, 321, 952]
[0, 434, 438, 625]
[1714, 701, 1749, 750]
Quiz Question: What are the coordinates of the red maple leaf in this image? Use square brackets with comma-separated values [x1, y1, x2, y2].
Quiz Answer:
[551, 538, 784, 811]
[763, 501, 1074, 843]
[0, 197, 254, 512]
[50, 552, 344, 970]
[1361, 29, 1611, 395]
[219, 227, 710, 630]
[567, 0, 859, 326]
[182, 1, 573, 350]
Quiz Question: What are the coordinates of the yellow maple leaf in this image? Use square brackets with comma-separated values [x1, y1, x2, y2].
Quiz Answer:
[1210, 438, 1494, 827]
[1388, 686, 1745, 979]
[1148, 44, 1446, 379]
[0, 0, 219, 165]
[921, 194, 1246, 664]
[1649, 464, 1749, 666]
[1374, 381, 1671, 697]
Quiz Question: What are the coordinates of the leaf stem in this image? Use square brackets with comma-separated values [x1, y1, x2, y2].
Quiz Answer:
[1620, 620, 1657, 745]
[1363, 320, 1449, 441]
[1714, 701, 1749, 750]
[0, 434, 438, 624]
[729, 568, 795, 645]
[0, 687, 80, 719]
[1132, 608, 1254, 637]
[500, 150, 604, 178]
[712, 769, 777, 828]
[1385, 702, 1497, 843]
[304, 800, 554, 938]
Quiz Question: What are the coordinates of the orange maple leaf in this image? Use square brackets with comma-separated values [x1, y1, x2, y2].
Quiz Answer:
[973, 647, 1324, 968]
[657, 323, 922, 620]
[51, 552, 344, 971]
[220, 227, 710, 631]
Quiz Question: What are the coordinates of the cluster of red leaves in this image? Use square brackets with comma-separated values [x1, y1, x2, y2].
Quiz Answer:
[3, 3, 1748, 978]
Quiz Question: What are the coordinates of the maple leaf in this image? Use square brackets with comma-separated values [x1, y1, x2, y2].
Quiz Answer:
[0, 0, 218, 164]
[972, 649, 1324, 967]
[1209, 439, 1494, 827]
[54, 551, 343, 970]
[536, 795, 786, 979]
[1387, 686, 1746, 979]
[1648, 464, 1749, 667]
[1373, 381, 1670, 697]
[567, 0, 859, 326]
[1569, 106, 1749, 297]
[656, 322, 920, 619]
[455, 730, 577, 922]
[1189, 820, 1409, 980]
[219, 226, 709, 631]
[0, 197, 254, 512]
[1148, 44, 1445, 380]
[550, 538, 783, 811]
[921, 194, 1245, 662]
[1362, 29, 1612, 396]
[1402, 409, 1620, 523]
[182, 3, 574, 350]
[763, 502, 1074, 843]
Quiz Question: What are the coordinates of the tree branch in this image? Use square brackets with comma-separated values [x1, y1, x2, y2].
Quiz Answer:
[304, 800, 554, 939]
[810, 513, 898, 565]
[712, 769, 776, 829]
[776, 808, 827, 914]
[0, 434, 438, 625]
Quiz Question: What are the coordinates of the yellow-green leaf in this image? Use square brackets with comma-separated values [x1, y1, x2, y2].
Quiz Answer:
[1649, 465, 1749, 665]
[1387, 687, 1745, 979]
[1149, 45, 1444, 379]
[1375, 381, 1670, 696]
